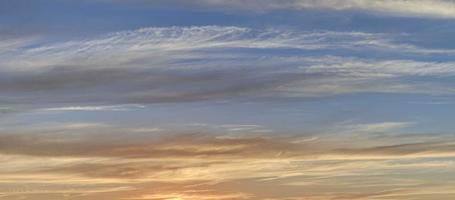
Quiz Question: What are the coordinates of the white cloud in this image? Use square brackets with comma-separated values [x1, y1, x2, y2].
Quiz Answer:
[3, 26, 451, 73]
[186, 0, 455, 18]
[304, 56, 455, 77]
[0, 27, 374, 72]
[341, 122, 413, 133]
[40, 104, 145, 112]
[1, 26, 455, 107]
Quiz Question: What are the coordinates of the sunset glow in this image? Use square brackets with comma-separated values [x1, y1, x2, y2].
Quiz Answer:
[1, 1, 455, 200]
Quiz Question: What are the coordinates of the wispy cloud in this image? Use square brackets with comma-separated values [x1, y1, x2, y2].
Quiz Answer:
[167, 0, 455, 18]
[2, 2, 454, 200]
[335, 121, 413, 134]
[1, 124, 455, 199]
[1, 26, 455, 110]
[39, 104, 145, 112]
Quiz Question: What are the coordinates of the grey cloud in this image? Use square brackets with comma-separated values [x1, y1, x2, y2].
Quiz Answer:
[2, 26, 455, 109]
[0, 65, 312, 105]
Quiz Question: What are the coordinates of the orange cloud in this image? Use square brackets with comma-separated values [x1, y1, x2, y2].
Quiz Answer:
[1, 126, 455, 199]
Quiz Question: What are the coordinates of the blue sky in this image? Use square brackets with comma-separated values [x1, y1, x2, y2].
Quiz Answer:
[2, 1, 455, 200]
[2, 0, 455, 133]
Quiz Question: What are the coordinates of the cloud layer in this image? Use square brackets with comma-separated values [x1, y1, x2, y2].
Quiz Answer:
[141, 0, 455, 18]
[1, 124, 455, 200]
[1, 26, 455, 111]
[2, 2, 455, 200]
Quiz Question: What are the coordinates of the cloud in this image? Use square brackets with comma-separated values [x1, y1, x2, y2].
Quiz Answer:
[165, 0, 455, 18]
[303, 56, 455, 77]
[1, 122, 454, 160]
[337, 122, 413, 133]
[39, 104, 145, 112]
[1, 3, 454, 200]
[1, 26, 455, 111]
[1, 124, 455, 199]
[0, 26, 399, 72]
[131, 192, 251, 200]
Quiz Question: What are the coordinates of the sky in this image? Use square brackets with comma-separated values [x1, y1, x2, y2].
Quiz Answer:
[1, 0, 455, 199]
